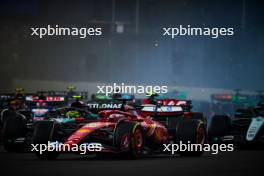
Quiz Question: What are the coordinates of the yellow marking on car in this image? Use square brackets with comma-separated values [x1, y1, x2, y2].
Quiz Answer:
[78, 129, 90, 133]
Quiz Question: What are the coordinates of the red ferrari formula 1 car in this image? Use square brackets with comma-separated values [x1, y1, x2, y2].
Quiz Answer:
[32, 102, 206, 159]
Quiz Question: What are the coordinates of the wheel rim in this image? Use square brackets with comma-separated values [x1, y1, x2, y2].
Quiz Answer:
[133, 129, 143, 152]
[196, 127, 205, 144]
[120, 134, 130, 151]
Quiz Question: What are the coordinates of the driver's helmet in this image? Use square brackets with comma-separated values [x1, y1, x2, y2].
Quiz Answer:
[66, 111, 80, 119]
[146, 91, 159, 98]
[145, 92, 159, 105]
[71, 96, 84, 108]
[15, 88, 25, 99]
[67, 86, 76, 92]
[15, 87, 24, 94]
[72, 95, 81, 100]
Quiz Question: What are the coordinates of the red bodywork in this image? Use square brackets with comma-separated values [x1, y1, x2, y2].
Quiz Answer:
[63, 109, 168, 152]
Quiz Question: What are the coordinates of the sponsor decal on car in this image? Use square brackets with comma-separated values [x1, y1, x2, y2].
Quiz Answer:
[87, 103, 122, 109]
[246, 117, 264, 141]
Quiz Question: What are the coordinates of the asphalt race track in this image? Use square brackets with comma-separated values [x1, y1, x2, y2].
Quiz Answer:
[0, 146, 262, 176]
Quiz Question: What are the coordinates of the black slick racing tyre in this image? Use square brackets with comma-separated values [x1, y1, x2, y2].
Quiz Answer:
[32, 121, 60, 160]
[115, 121, 144, 158]
[175, 119, 206, 156]
[2, 114, 27, 152]
[208, 115, 231, 143]
[191, 112, 207, 126]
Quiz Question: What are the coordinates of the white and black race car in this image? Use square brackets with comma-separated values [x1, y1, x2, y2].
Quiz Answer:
[208, 101, 264, 147]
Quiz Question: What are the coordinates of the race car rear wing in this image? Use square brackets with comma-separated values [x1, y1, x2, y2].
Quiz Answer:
[25, 95, 67, 107]
[0, 94, 13, 100]
[141, 105, 183, 113]
[140, 104, 184, 117]
[0, 94, 13, 109]
[142, 99, 192, 112]
[25, 95, 65, 102]
[36, 91, 89, 100]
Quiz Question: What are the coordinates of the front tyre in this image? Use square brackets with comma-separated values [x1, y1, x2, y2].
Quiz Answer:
[115, 121, 144, 158]
[2, 114, 27, 152]
[32, 121, 60, 160]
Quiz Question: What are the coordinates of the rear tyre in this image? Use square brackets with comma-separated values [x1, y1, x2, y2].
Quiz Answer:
[175, 119, 206, 156]
[208, 115, 231, 143]
[115, 121, 144, 158]
[32, 121, 60, 160]
[191, 112, 207, 126]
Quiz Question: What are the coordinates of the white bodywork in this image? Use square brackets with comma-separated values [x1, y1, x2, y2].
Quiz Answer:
[246, 117, 264, 141]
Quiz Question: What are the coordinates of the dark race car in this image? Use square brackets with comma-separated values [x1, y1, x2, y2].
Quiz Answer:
[208, 101, 264, 148]
[1, 94, 66, 125]
[2, 105, 99, 152]
[0, 94, 85, 152]
[31, 102, 206, 160]
[142, 94, 207, 126]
